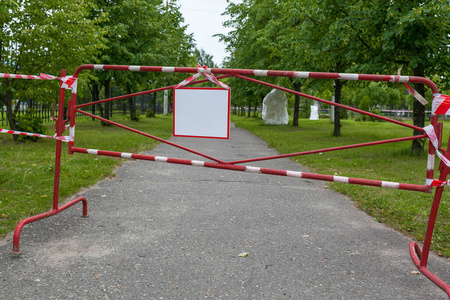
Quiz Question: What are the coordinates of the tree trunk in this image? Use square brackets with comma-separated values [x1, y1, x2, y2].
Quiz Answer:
[411, 64, 426, 155]
[92, 83, 104, 123]
[127, 86, 137, 120]
[152, 92, 157, 113]
[247, 98, 251, 117]
[333, 79, 343, 137]
[260, 95, 264, 118]
[292, 81, 301, 127]
[4, 79, 18, 141]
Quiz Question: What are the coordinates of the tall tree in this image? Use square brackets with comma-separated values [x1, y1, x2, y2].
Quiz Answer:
[220, 0, 280, 119]
[91, 0, 194, 121]
[194, 48, 217, 68]
[319, 0, 450, 151]
[0, 0, 106, 138]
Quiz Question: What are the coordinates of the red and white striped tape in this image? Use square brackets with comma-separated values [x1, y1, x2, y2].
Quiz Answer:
[199, 67, 230, 90]
[0, 72, 77, 93]
[174, 72, 202, 89]
[432, 94, 450, 115]
[423, 124, 450, 186]
[174, 65, 230, 90]
[60, 76, 78, 93]
[426, 178, 450, 187]
[0, 128, 73, 142]
[0, 73, 59, 80]
[403, 83, 428, 105]
[393, 68, 428, 106]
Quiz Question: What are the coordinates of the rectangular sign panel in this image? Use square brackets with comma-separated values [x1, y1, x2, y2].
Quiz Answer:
[173, 87, 230, 139]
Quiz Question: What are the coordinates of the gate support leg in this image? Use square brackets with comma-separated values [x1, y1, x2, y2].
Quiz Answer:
[11, 69, 88, 255]
[11, 197, 88, 255]
[410, 167, 450, 297]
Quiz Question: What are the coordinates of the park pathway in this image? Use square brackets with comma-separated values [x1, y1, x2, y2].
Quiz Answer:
[1, 123, 450, 299]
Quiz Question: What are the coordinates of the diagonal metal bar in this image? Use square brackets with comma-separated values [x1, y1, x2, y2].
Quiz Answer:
[75, 75, 232, 109]
[234, 74, 425, 133]
[75, 109, 227, 164]
[227, 135, 427, 165]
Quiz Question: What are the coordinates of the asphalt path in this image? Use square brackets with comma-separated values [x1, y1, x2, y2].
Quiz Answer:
[1, 123, 450, 299]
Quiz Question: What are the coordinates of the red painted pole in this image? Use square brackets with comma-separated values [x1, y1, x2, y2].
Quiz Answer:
[52, 69, 66, 209]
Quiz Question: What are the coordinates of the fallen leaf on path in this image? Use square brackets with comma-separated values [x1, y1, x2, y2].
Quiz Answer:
[238, 252, 249, 257]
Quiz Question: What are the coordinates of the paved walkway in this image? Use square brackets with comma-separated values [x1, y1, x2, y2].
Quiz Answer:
[1, 123, 450, 299]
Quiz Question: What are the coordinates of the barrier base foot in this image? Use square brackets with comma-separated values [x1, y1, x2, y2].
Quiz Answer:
[11, 197, 88, 255]
[10, 250, 22, 256]
[409, 241, 450, 298]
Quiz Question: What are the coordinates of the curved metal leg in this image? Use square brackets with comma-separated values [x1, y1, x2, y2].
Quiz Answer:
[11, 197, 88, 255]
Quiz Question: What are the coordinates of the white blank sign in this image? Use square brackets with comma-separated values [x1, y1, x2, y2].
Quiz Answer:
[173, 87, 230, 139]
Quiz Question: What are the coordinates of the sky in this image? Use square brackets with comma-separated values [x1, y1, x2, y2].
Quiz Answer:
[177, 0, 242, 67]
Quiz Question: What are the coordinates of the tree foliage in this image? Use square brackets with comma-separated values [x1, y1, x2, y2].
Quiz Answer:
[221, 0, 449, 151]
[0, 0, 196, 133]
[89, 0, 194, 121]
[0, 0, 107, 137]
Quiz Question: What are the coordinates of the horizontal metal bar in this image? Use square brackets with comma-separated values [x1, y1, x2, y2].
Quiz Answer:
[71, 146, 431, 193]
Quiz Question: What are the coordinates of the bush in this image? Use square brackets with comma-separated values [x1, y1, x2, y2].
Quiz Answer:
[146, 109, 155, 118]
[14, 109, 46, 141]
[124, 111, 141, 121]
[368, 109, 384, 122]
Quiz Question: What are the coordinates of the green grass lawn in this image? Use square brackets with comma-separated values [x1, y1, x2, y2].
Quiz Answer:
[0, 115, 173, 236]
[231, 115, 450, 257]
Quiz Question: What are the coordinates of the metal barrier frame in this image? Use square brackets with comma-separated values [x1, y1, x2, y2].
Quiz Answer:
[1, 70, 88, 255]
[2, 65, 449, 297]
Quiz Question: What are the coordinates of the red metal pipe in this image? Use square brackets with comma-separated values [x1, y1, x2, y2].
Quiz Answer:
[70, 146, 431, 193]
[420, 170, 449, 267]
[408, 117, 450, 297]
[52, 69, 66, 209]
[227, 135, 427, 165]
[71, 64, 439, 94]
[426, 115, 440, 182]
[12, 197, 88, 254]
[76, 85, 174, 109]
[410, 241, 450, 297]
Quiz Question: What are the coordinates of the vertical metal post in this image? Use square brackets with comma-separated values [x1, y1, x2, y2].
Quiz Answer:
[52, 69, 66, 210]
[420, 180, 446, 267]
[419, 132, 450, 268]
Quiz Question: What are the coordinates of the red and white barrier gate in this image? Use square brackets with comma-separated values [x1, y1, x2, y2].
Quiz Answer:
[2, 65, 450, 297]
[0, 70, 87, 256]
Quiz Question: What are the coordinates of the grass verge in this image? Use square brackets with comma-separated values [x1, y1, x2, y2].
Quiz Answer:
[231, 115, 450, 257]
[0, 115, 173, 237]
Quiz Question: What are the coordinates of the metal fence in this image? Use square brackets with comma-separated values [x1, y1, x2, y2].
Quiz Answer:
[1, 93, 165, 127]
